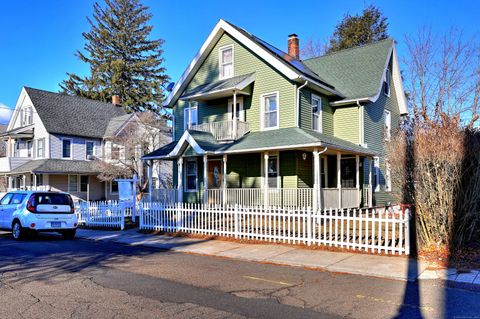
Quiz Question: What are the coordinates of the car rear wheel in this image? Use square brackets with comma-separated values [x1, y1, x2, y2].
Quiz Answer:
[12, 221, 24, 240]
[62, 229, 76, 240]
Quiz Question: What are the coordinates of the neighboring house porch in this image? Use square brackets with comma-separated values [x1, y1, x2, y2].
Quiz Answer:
[144, 127, 377, 209]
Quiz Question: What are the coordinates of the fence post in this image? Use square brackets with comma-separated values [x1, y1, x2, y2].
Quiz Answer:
[178, 203, 183, 232]
[405, 207, 410, 255]
[120, 202, 125, 231]
[234, 204, 239, 239]
[307, 206, 312, 246]
[138, 201, 143, 229]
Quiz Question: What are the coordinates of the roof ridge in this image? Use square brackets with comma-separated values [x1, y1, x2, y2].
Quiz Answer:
[302, 38, 394, 62]
[24, 86, 120, 108]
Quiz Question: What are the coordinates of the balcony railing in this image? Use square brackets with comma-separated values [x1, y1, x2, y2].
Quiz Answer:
[191, 120, 250, 141]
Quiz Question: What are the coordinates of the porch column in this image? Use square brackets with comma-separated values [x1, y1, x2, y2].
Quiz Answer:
[148, 160, 153, 203]
[22, 174, 26, 190]
[232, 90, 238, 140]
[177, 158, 183, 203]
[337, 152, 342, 208]
[33, 174, 37, 190]
[263, 152, 269, 207]
[368, 157, 373, 207]
[222, 154, 227, 206]
[355, 155, 360, 207]
[312, 149, 320, 211]
[203, 155, 208, 204]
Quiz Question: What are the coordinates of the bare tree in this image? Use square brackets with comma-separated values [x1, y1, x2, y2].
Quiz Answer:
[300, 38, 329, 59]
[404, 28, 480, 126]
[97, 111, 172, 196]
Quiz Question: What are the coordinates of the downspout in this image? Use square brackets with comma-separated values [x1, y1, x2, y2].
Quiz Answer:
[296, 80, 309, 127]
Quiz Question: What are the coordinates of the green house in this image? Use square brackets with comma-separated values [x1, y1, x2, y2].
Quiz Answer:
[143, 19, 408, 209]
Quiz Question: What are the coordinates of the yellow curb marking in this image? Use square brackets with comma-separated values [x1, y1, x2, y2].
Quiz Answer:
[356, 294, 434, 312]
[243, 275, 293, 286]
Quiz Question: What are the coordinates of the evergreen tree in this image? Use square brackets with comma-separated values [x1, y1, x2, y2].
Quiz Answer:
[60, 0, 169, 115]
[327, 5, 389, 54]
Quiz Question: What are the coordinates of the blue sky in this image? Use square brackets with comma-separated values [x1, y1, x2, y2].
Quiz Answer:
[0, 0, 478, 123]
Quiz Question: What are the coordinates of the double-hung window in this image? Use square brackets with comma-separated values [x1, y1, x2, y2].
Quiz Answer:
[373, 157, 380, 192]
[267, 155, 279, 188]
[62, 139, 72, 159]
[111, 144, 120, 160]
[384, 110, 391, 141]
[262, 92, 279, 130]
[37, 138, 45, 158]
[384, 68, 391, 96]
[26, 140, 33, 158]
[219, 45, 233, 79]
[68, 175, 78, 192]
[185, 159, 197, 191]
[86, 141, 95, 159]
[184, 103, 198, 130]
[312, 95, 322, 132]
[22, 107, 32, 126]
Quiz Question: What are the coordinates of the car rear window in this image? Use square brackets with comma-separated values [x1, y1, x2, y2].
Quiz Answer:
[35, 193, 73, 206]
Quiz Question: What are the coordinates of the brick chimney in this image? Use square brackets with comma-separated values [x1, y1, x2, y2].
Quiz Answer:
[112, 95, 121, 106]
[288, 34, 300, 60]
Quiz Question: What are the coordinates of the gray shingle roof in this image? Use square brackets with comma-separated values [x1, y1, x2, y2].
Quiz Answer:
[143, 127, 375, 159]
[25, 87, 128, 139]
[181, 73, 255, 100]
[302, 39, 393, 100]
[9, 159, 102, 174]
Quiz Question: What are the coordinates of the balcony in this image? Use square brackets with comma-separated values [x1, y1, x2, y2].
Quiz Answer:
[0, 157, 31, 173]
[191, 120, 250, 142]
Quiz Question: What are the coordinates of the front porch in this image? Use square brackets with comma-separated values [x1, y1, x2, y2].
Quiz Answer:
[148, 147, 375, 210]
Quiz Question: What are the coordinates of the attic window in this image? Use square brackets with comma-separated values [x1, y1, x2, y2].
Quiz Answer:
[219, 45, 233, 79]
[384, 68, 391, 96]
[22, 107, 33, 126]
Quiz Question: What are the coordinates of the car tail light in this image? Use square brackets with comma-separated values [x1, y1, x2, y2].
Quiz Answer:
[30, 223, 36, 228]
[26, 195, 36, 213]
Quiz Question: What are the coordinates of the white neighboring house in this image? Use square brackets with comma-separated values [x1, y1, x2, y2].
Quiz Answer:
[0, 87, 166, 201]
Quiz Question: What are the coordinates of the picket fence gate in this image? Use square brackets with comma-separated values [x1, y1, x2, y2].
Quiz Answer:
[139, 203, 410, 255]
[76, 201, 137, 230]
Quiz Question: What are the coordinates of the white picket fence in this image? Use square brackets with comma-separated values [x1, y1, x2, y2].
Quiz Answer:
[76, 200, 137, 230]
[139, 203, 410, 255]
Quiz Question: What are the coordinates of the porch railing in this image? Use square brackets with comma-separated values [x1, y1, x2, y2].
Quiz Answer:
[191, 120, 250, 141]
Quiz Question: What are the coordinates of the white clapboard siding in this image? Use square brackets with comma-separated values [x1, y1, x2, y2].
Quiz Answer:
[139, 203, 410, 255]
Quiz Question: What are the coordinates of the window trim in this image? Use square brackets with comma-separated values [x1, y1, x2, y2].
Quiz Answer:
[373, 157, 380, 192]
[68, 174, 79, 193]
[260, 91, 280, 131]
[110, 180, 119, 194]
[36, 138, 45, 158]
[384, 68, 391, 97]
[26, 140, 33, 158]
[61, 138, 73, 159]
[311, 94, 323, 133]
[85, 140, 95, 159]
[184, 158, 198, 192]
[183, 104, 198, 130]
[384, 110, 392, 141]
[218, 44, 234, 80]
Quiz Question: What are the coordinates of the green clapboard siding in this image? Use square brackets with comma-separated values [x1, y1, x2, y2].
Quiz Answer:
[280, 151, 297, 188]
[299, 88, 333, 136]
[173, 32, 297, 140]
[227, 153, 262, 188]
[333, 106, 359, 144]
[363, 62, 401, 205]
[296, 151, 313, 188]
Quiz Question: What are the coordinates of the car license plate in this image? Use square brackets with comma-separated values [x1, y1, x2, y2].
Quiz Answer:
[51, 221, 62, 228]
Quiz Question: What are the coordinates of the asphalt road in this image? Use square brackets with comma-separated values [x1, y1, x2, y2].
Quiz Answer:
[0, 231, 479, 319]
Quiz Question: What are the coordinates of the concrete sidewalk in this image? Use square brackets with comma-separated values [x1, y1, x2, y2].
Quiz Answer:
[77, 228, 435, 282]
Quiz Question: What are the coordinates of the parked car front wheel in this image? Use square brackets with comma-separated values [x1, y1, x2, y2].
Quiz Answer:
[12, 221, 24, 240]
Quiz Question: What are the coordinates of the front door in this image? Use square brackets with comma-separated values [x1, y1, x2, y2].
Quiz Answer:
[228, 97, 244, 121]
[208, 160, 223, 189]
